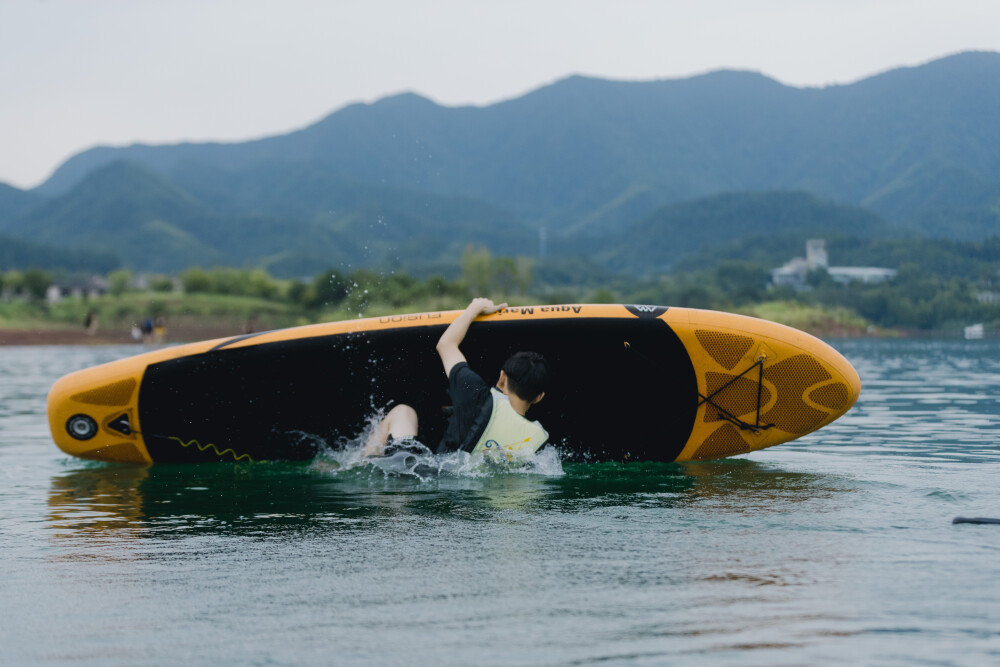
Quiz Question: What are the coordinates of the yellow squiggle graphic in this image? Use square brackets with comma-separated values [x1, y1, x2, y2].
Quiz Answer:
[167, 436, 254, 462]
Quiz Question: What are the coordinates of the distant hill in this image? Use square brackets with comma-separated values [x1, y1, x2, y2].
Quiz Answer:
[4, 51, 1000, 276]
[8, 162, 255, 272]
[0, 232, 119, 273]
[31, 52, 1000, 233]
[0, 182, 42, 223]
[3, 161, 536, 275]
[598, 190, 890, 274]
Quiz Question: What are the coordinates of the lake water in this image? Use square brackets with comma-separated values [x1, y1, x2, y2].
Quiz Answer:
[2, 339, 999, 665]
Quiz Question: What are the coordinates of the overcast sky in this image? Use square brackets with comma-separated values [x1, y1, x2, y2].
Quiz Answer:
[1, 0, 998, 189]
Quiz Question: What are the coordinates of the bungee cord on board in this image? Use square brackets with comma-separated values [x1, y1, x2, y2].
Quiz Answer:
[624, 341, 776, 435]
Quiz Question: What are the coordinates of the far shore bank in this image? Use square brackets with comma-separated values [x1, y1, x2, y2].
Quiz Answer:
[0, 324, 249, 347]
[2, 322, 973, 347]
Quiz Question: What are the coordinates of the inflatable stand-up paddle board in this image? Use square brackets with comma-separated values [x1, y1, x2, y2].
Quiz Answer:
[47, 305, 861, 464]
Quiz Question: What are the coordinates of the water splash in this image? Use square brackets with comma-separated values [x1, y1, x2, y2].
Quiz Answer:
[309, 415, 565, 480]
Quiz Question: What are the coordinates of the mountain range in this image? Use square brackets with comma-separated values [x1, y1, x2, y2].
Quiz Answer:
[1, 51, 998, 277]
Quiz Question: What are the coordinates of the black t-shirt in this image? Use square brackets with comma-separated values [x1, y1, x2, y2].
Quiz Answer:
[437, 362, 494, 453]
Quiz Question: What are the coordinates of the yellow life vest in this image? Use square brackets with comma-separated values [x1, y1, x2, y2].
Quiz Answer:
[471, 388, 549, 461]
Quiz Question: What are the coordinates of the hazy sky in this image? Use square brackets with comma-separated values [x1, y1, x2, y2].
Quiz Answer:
[1, 0, 998, 189]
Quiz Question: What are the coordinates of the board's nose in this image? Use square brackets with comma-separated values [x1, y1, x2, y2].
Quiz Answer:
[47, 365, 151, 464]
[779, 339, 861, 432]
[816, 342, 861, 415]
[701, 333, 859, 447]
[668, 308, 862, 461]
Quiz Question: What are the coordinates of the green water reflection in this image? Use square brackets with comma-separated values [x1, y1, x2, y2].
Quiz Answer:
[48, 458, 844, 540]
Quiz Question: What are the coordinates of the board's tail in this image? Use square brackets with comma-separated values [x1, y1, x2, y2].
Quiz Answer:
[47, 357, 155, 464]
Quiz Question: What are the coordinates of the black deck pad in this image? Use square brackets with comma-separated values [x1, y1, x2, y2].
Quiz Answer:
[138, 318, 697, 463]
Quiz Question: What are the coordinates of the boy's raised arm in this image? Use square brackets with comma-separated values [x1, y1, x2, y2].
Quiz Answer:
[436, 298, 507, 377]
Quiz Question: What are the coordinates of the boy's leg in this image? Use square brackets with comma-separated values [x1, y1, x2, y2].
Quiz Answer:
[363, 404, 418, 456]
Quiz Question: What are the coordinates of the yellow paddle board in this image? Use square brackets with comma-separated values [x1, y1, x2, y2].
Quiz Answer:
[47, 304, 860, 464]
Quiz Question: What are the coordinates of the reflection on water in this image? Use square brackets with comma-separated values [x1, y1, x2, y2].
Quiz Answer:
[5, 340, 1000, 664]
[47, 456, 849, 542]
[48, 464, 149, 538]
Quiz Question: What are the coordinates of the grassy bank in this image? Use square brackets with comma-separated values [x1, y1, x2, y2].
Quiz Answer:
[0, 291, 484, 342]
[2, 292, 306, 335]
[1, 292, 883, 342]
[313, 294, 545, 322]
[737, 301, 877, 337]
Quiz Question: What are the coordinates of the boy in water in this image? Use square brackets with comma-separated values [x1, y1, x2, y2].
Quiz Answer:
[363, 298, 550, 457]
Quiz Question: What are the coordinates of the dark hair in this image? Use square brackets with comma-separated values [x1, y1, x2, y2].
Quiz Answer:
[502, 351, 550, 401]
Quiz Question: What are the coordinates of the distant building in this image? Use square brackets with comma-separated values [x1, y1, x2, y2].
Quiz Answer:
[771, 240, 897, 289]
[771, 258, 811, 287]
[806, 239, 827, 270]
[976, 291, 1000, 305]
[964, 323, 985, 340]
[826, 266, 898, 285]
[46, 276, 110, 304]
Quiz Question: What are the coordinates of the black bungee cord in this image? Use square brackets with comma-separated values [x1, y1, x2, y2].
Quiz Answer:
[624, 341, 775, 434]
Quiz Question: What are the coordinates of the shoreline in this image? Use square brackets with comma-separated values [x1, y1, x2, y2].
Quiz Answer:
[0, 324, 248, 346]
[0, 320, 983, 347]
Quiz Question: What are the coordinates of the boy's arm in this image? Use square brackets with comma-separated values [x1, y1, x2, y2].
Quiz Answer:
[436, 298, 507, 377]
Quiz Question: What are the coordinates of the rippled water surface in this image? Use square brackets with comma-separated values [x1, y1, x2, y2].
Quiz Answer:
[2, 340, 999, 665]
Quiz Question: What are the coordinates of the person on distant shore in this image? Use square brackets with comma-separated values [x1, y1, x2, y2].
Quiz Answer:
[153, 316, 167, 343]
[363, 298, 551, 459]
[83, 310, 98, 336]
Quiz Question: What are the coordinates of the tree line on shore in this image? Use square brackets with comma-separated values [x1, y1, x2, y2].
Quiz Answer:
[3, 243, 999, 332]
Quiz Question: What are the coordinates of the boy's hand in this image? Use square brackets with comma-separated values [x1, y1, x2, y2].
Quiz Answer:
[468, 298, 507, 317]
[437, 298, 508, 377]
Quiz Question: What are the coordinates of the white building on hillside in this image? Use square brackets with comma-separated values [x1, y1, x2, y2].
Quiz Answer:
[771, 240, 897, 289]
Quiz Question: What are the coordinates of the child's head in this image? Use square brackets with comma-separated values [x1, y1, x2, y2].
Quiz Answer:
[501, 351, 550, 402]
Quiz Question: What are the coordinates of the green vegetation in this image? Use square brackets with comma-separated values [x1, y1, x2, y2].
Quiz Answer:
[0, 247, 545, 337]
[5, 234, 998, 338]
[546, 234, 1000, 332]
[737, 302, 871, 335]
[47, 292, 305, 333]
[803, 267, 998, 331]
[4, 231, 1000, 337]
